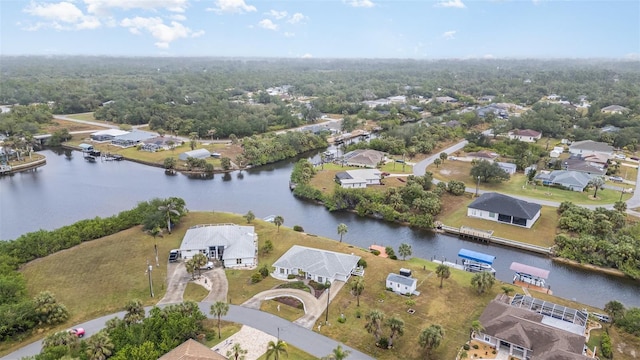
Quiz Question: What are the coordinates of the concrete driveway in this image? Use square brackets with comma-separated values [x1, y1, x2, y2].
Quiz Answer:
[157, 261, 190, 305]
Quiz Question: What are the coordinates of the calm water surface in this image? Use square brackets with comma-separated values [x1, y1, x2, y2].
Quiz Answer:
[1, 149, 638, 308]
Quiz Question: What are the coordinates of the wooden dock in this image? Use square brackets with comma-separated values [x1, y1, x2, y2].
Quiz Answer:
[438, 224, 553, 256]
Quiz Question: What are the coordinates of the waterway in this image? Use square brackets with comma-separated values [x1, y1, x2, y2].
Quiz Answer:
[1, 149, 638, 309]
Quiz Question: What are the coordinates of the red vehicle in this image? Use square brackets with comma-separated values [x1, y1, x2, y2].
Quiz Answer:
[69, 328, 85, 338]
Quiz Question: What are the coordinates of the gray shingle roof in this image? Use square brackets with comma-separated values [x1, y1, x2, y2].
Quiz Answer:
[273, 245, 360, 279]
[569, 140, 614, 153]
[386, 273, 417, 287]
[536, 170, 593, 189]
[468, 192, 541, 220]
[180, 224, 256, 260]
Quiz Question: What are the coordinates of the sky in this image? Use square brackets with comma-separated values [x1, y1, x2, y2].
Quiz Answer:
[0, 0, 639, 59]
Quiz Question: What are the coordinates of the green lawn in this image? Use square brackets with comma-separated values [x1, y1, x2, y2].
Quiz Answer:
[429, 160, 632, 205]
[184, 282, 210, 302]
[63, 112, 98, 121]
[380, 161, 413, 173]
[260, 299, 305, 322]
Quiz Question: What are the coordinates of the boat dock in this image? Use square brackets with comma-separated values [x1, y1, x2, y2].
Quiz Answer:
[437, 224, 553, 256]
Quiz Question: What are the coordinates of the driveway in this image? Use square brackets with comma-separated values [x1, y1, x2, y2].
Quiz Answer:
[157, 261, 189, 305]
[202, 268, 228, 303]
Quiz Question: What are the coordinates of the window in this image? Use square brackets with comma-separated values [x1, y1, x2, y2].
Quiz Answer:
[236, 259, 242, 264]
[279, 268, 285, 274]
[489, 212, 496, 218]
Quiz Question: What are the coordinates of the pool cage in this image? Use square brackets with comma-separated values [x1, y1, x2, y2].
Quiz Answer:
[510, 294, 588, 330]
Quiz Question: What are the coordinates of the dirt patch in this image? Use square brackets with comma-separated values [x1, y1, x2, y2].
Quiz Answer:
[439, 169, 452, 175]
[274, 296, 304, 309]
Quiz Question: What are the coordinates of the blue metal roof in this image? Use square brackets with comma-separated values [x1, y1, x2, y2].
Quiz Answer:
[458, 248, 495, 265]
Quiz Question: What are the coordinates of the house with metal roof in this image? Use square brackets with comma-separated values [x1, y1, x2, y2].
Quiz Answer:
[535, 170, 595, 192]
[600, 105, 630, 114]
[568, 140, 614, 158]
[178, 224, 257, 268]
[475, 297, 591, 360]
[467, 192, 541, 228]
[386, 273, 418, 296]
[179, 148, 212, 161]
[272, 245, 360, 284]
[335, 169, 382, 188]
[90, 129, 129, 142]
[111, 130, 157, 148]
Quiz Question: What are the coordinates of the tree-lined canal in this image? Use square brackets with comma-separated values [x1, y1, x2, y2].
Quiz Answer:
[1, 149, 638, 308]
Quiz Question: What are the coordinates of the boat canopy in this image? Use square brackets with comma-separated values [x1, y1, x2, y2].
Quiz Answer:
[510, 262, 550, 279]
[458, 249, 495, 265]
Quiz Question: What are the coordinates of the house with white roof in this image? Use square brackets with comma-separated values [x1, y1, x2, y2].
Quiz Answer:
[508, 129, 542, 143]
[272, 245, 360, 284]
[179, 148, 211, 161]
[178, 224, 257, 268]
[335, 169, 382, 188]
[569, 140, 614, 158]
[601, 105, 630, 114]
[90, 129, 129, 142]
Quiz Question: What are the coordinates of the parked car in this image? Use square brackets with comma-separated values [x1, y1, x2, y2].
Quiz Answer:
[630, 156, 640, 161]
[200, 261, 214, 270]
[169, 250, 179, 263]
[69, 328, 85, 338]
[609, 176, 623, 183]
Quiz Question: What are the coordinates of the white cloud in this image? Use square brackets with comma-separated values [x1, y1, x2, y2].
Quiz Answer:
[287, 13, 306, 24]
[258, 19, 278, 31]
[284, 32, 295, 38]
[170, 14, 187, 21]
[435, 0, 466, 8]
[344, 0, 375, 8]
[23, 2, 102, 30]
[442, 30, 456, 39]
[25, 2, 85, 23]
[301, 53, 313, 58]
[84, 0, 189, 15]
[266, 10, 287, 19]
[120, 16, 201, 48]
[483, 54, 495, 59]
[207, 0, 256, 14]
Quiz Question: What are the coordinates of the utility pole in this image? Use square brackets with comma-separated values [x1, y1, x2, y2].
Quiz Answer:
[476, 176, 481, 197]
[325, 281, 331, 323]
[147, 260, 154, 298]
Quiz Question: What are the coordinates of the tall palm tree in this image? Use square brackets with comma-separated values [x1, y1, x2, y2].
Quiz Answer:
[337, 223, 348, 243]
[470, 320, 484, 339]
[588, 177, 605, 198]
[351, 277, 365, 306]
[265, 339, 288, 360]
[322, 344, 351, 360]
[226, 343, 248, 360]
[158, 200, 180, 234]
[123, 299, 145, 325]
[273, 215, 284, 232]
[471, 271, 495, 294]
[210, 301, 230, 338]
[435, 264, 451, 289]
[85, 331, 114, 360]
[192, 253, 208, 277]
[419, 324, 445, 360]
[386, 316, 405, 347]
[364, 309, 384, 342]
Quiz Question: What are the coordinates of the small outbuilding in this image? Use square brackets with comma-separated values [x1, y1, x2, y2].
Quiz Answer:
[179, 148, 211, 161]
[386, 273, 418, 296]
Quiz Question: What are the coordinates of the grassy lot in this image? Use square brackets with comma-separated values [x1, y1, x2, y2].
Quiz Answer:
[619, 163, 639, 182]
[436, 193, 559, 248]
[42, 119, 103, 133]
[14, 211, 639, 360]
[380, 161, 413, 173]
[6, 153, 46, 167]
[184, 282, 210, 302]
[62, 112, 98, 121]
[260, 299, 305, 322]
[429, 160, 631, 204]
[309, 164, 412, 197]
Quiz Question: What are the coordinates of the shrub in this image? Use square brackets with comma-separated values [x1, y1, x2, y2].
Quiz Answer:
[337, 316, 346, 324]
[371, 249, 381, 256]
[293, 225, 304, 232]
[377, 337, 389, 349]
[258, 264, 270, 278]
[389, 255, 398, 260]
[385, 246, 396, 258]
[357, 259, 367, 268]
[250, 272, 263, 284]
[406, 299, 416, 307]
[601, 332, 612, 358]
[287, 274, 296, 279]
[463, 343, 470, 351]
[472, 344, 479, 349]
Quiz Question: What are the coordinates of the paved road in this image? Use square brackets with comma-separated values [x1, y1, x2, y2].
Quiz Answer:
[0, 302, 374, 360]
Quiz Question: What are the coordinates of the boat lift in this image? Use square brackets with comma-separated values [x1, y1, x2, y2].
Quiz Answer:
[510, 262, 550, 289]
[458, 249, 496, 275]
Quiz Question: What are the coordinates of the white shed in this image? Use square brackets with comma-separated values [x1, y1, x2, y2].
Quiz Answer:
[179, 149, 211, 161]
[386, 273, 418, 295]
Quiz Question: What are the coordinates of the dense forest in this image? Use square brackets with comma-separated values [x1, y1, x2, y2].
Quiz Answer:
[1, 57, 639, 148]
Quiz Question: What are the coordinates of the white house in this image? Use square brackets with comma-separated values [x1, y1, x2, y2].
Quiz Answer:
[335, 169, 382, 189]
[508, 129, 542, 143]
[179, 148, 211, 161]
[467, 193, 541, 228]
[386, 273, 418, 296]
[496, 162, 517, 175]
[568, 140, 614, 158]
[272, 245, 360, 284]
[178, 224, 257, 268]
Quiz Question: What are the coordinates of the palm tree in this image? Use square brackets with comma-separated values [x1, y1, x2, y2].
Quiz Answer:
[364, 309, 385, 342]
[386, 316, 405, 348]
[351, 277, 365, 306]
[265, 339, 288, 360]
[470, 320, 484, 339]
[42, 331, 79, 349]
[185, 259, 197, 280]
[613, 201, 627, 213]
[501, 285, 514, 299]
[588, 177, 604, 198]
[158, 200, 180, 234]
[470, 271, 495, 294]
[337, 223, 348, 243]
[419, 324, 445, 359]
[273, 215, 284, 232]
[85, 331, 114, 360]
[210, 301, 230, 338]
[321, 344, 351, 360]
[435, 264, 451, 289]
[226, 343, 248, 360]
[123, 299, 145, 325]
[189, 132, 199, 150]
[192, 253, 208, 276]
[433, 158, 442, 168]
[398, 243, 412, 260]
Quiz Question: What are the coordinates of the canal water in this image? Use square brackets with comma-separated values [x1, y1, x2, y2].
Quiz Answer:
[1, 149, 638, 309]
